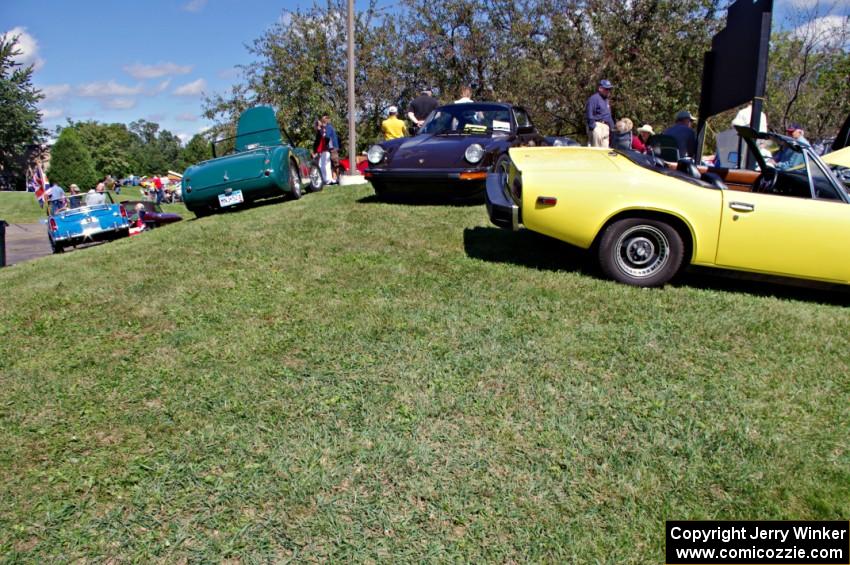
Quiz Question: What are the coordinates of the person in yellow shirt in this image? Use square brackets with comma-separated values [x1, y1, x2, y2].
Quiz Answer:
[381, 106, 407, 140]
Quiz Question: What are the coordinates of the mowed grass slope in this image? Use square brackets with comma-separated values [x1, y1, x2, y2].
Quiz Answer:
[1, 184, 848, 562]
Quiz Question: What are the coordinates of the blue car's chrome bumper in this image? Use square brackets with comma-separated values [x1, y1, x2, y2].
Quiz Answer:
[485, 172, 519, 231]
[51, 222, 129, 243]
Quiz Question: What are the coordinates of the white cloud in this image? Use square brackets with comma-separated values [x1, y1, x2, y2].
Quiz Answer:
[40, 83, 71, 103]
[792, 15, 850, 48]
[784, 0, 818, 8]
[198, 125, 212, 134]
[182, 0, 207, 12]
[217, 67, 240, 80]
[124, 62, 193, 79]
[40, 107, 63, 120]
[5, 26, 45, 71]
[78, 80, 143, 97]
[176, 112, 199, 121]
[176, 133, 191, 144]
[173, 78, 207, 96]
[151, 79, 172, 95]
[102, 97, 137, 110]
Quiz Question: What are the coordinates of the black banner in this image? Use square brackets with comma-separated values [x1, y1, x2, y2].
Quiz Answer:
[666, 521, 849, 564]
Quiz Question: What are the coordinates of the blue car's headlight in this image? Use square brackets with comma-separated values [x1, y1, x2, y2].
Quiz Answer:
[367, 145, 385, 164]
[465, 143, 485, 164]
[552, 138, 567, 147]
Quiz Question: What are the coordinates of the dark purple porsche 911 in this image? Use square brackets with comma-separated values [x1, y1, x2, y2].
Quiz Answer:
[365, 102, 574, 202]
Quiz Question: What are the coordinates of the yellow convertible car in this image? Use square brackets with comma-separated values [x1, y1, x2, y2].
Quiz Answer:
[485, 127, 850, 287]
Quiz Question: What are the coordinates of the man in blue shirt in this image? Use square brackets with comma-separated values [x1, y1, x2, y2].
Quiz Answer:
[586, 79, 615, 148]
[775, 123, 810, 170]
[46, 183, 66, 214]
[321, 114, 340, 183]
[662, 110, 698, 158]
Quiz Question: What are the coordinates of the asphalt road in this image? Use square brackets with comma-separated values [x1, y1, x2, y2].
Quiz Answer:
[3, 222, 52, 266]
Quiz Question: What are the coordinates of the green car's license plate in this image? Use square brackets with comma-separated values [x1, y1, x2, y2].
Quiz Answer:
[218, 190, 244, 208]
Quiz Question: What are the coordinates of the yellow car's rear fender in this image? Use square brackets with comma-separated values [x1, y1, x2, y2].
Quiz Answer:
[512, 147, 723, 264]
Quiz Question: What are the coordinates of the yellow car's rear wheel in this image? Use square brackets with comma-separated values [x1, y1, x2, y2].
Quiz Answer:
[599, 218, 684, 287]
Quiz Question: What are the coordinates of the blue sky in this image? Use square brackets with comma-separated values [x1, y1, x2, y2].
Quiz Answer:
[0, 0, 350, 143]
[2, 0, 847, 145]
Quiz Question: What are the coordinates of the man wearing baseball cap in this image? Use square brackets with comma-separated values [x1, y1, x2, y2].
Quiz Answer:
[586, 79, 615, 148]
[381, 105, 407, 140]
[662, 110, 698, 158]
[776, 123, 810, 170]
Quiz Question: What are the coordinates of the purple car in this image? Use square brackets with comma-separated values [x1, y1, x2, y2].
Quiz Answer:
[365, 102, 574, 202]
[123, 200, 182, 236]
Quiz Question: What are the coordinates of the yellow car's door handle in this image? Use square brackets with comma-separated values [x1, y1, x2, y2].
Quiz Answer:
[729, 201, 755, 212]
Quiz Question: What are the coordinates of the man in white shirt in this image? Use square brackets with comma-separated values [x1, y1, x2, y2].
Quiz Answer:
[454, 85, 473, 103]
[85, 183, 107, 206]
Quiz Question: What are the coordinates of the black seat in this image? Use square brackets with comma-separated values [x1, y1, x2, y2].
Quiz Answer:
[648, 134, 680, 162]
[700, 172, 727, 190]
[676, 158, 700, 180]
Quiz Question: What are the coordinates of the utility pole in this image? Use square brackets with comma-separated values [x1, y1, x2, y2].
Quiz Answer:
[340, 0, 365, 185]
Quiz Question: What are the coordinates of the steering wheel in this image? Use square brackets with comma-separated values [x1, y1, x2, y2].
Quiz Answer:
[754, 166, 778, 193]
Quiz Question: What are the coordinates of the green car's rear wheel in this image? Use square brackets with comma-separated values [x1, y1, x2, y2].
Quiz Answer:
[308, 164, 324, 192]
[598, 218, 684, 287]
[289, 161, 302, 200]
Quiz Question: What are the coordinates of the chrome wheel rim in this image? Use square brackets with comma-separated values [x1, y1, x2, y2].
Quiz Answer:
[614, 225, 669, 278]
[309, 166, 322, 188]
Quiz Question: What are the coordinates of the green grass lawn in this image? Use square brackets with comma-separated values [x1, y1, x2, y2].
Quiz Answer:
[0, 184, 848, 562]
[0, 191, 48, 223]
[0, 188, 192, 224]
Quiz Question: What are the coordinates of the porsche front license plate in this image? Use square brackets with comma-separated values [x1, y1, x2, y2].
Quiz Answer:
[218, 190, 244, 207]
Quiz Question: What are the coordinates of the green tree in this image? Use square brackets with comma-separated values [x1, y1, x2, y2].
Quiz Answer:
[179, 133, 213, 169]
[48, 128, 99, 190]
[0, 32, 46, 190]
[766, 9, 850, 140]
[203, 0, 412, 154]
[125, 119, 184, 174]
[67, 120, 137, 179]
[204, 0, 727, 147]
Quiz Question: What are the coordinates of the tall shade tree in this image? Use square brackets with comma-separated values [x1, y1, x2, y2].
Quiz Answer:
[48, 128, 99, 190]
[203, 0, 850, 146]
[66, 121, 137, 180]
[766, 6, 850, 140]
[203, 0, 415, 153]
[179, 133, 213, 170]
[0, 32, 46, 190]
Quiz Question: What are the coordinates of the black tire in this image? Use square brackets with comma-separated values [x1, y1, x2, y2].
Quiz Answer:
[598, 217, 684, 287]
[372, 181, 388, 199]
[307, 164, 324, 193]
[51, 240, 64, 254]
[289, 161, 302, 200]
[492, 153, 515, 199]
[492, 153, 511, 174]
[190, 206, 211, 218]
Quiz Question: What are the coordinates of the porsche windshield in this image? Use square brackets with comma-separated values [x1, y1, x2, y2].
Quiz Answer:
[419, 105, 513, 136]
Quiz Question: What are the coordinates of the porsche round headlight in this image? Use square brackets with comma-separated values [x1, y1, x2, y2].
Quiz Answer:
[464, 143, 485, 164]
[367, 145, 385, 164]
[552, 138, 566, 147]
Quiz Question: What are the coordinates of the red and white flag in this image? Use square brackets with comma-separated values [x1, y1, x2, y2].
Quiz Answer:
[32, 163, 48, 207]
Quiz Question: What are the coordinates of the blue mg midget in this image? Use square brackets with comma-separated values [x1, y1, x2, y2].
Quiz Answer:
[47, 192, 130, 253]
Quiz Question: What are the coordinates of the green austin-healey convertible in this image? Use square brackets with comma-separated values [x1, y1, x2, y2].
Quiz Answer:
[182, 106, 321, 217]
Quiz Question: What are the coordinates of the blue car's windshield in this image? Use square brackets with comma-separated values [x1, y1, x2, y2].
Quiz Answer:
[67, 192, 114, 209]
[419, 105, 513, 136]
